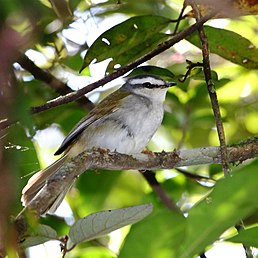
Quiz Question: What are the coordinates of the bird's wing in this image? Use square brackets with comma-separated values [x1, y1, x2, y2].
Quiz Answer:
[54, 90, 130, 155]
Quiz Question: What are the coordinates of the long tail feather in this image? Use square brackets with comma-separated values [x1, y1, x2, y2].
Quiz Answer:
[48, 178, 76, 214]
[21, 154, 68, 209]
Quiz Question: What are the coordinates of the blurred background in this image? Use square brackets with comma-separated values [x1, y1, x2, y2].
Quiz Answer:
[1, 0, 258, 257]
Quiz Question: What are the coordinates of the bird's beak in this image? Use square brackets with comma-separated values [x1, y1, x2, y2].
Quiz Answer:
[167, 81, 176, 87]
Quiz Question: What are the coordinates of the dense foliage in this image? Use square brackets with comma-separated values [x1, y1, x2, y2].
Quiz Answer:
[1, 0, 258, 257]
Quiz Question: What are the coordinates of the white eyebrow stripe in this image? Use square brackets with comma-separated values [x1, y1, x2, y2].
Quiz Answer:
[129, 77, 165, 85]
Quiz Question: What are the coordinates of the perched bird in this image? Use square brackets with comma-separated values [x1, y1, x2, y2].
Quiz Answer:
[21, 74, 176, 212]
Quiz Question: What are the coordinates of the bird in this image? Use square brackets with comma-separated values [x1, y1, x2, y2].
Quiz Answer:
[21, 74, 176, 212]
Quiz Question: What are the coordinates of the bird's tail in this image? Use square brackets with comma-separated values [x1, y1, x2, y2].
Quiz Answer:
[21, 154, 69, 213]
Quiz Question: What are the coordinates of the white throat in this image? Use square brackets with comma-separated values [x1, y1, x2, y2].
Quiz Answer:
[132, 87, 168, 102]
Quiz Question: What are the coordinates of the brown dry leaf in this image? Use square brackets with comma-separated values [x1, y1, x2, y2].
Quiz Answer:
[186, 0, 258, 18]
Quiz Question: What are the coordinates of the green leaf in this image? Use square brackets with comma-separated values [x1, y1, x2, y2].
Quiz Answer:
[21, 224, 58, 248]
[126, 66, 175, 80]
[226, 226, 258, 248]
[80, 15, 171, 73]
[177, 159, 258, 258]
[187, 26, 258, 69]
[106, 33, 169, 73]
[119, 209, 185, 258]
[68, 204, 153, 245]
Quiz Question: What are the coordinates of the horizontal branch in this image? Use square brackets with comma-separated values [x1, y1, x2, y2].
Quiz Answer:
[17, 138, 258, 218]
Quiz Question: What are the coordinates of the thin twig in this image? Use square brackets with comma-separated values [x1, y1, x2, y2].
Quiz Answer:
[17, 53, 95, 110]
[175, 168, 215, 183]
[141, 170, 178, 210]
[178, 59, 203, 82]
[0, 119, 12, 131]
[189, 2, 230, 176]
[60, 235, 76, 258]
[173, 2, 187, 35]
[235, 222, 254, 258]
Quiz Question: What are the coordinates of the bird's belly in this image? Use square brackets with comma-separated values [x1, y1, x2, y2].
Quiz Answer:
[87, 131, 142, 154]
[70, 104, 164, 155]
[78, 122, 149, 154]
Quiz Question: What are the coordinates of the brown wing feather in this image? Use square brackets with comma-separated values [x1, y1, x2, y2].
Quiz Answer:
[54, 90, 130, 155]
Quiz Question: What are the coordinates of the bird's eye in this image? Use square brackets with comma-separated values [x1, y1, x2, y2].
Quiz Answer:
[143, 82, 152, 88]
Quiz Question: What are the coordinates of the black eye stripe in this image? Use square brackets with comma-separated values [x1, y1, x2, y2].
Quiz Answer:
[142, 82, 161, 88]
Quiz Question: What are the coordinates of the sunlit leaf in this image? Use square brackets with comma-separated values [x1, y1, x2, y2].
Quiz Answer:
[187, 26, 258, 69]
[187, 0, 258, 17]
[226, 226, 258, 248]
[75, 246, 116, 258]
[68, 204, 153, 245]
[245, 112, 258, 134]
[21, 224, 58, 248]
[177, 159, 258, 258]
[80, 15, 171, 73]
